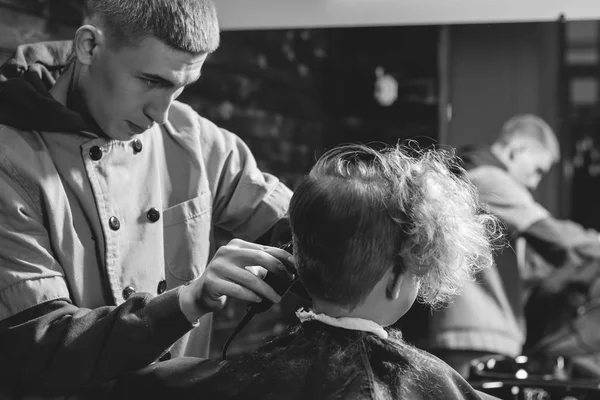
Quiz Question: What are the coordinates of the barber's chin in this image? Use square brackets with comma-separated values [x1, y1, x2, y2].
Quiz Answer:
[103, 126, 137, 141]
[126, 121, 147, 135]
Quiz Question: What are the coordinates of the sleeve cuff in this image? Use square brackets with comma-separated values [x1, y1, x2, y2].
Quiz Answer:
[143, 287, 195, 342]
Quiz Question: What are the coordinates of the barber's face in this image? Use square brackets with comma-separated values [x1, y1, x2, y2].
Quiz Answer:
[84, 36, 206, 140]
[506, 144, 554, 190]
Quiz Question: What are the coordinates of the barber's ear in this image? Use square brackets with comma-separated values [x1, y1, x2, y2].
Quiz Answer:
[386, 267, 405, 300]
[73, 25, 105, 65]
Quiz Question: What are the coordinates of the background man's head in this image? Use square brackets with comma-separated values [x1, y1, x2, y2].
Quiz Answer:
[492, 114, 559, 190]
[289, 144, 499, 326]
[71, 0, 220, 140]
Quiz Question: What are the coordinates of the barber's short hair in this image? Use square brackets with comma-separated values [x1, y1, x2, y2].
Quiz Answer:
[289, 144, 500, 309]
[84, 0, 220, 54]
[496, 114, 560, 162]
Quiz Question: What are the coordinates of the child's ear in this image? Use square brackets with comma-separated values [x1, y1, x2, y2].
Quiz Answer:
[386, 267, 404, 300]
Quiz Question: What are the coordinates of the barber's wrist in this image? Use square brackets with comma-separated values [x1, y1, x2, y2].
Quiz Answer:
[143, 287, 194, 341]
[178, 283, 206, 325]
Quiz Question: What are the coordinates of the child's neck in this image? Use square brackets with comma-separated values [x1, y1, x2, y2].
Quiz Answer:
[312, 298, 390, 327]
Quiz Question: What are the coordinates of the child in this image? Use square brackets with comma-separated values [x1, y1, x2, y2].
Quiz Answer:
[114, 144, 500, 400]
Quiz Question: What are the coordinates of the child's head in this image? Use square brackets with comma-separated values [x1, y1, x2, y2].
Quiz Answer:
[289, 144, 499, 326]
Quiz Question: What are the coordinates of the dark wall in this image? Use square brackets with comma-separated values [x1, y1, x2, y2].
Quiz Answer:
[184, 25, 441, 191]
[180, 29, 332, 189]
[327, 26, 440, 148]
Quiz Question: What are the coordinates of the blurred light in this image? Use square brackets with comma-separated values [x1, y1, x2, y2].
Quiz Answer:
[373, 66, 398, 107]
[515, 355, 528, 364]
[516, 369, 529, 379]
[481, 382, 504, 389]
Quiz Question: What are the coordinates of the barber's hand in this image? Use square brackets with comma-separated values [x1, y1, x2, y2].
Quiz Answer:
[178, 239, 295, 324]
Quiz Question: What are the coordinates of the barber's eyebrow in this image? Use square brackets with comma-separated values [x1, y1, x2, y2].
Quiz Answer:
[140, 71, 202, 88]
[140, 73, 176, 88]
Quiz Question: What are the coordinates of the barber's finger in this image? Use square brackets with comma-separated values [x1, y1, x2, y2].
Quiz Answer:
[244, 265, 268, 280]
[221, 262, 282, 303]
[227, 239, 294, 268]
[226, 238, 265, 249]
[260, 247, 295, 275]
[212, 279, 263, 304]
[228, 248, 294, 281]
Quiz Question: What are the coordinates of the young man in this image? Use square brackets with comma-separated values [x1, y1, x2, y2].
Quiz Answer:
[407, 115, 600, 376]
[0, 1, 292, 398]
[113, 144, 501, 400]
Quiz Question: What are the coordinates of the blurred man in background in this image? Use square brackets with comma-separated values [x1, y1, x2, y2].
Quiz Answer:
[403, 114, 600, 377]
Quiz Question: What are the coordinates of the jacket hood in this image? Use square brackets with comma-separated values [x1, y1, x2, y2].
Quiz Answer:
[0, 41, 86, 132]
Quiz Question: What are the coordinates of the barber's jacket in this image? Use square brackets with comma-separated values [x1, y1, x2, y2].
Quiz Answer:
[0, 100, 291, 362]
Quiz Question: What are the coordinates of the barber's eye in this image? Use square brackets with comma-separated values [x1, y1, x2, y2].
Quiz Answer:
[140, 78, 159, 88]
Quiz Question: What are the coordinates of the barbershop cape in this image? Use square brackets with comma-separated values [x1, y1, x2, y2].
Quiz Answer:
[113, 321, 497, 400]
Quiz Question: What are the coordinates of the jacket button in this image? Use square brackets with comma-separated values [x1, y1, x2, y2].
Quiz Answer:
[146, 207, 160, 223]
[122, 285, 136, 300]
[132, 139, 143, 154]
[89, 146, 103, 161]
[109, 216, 121, 231]
[157, 279, 167, 294]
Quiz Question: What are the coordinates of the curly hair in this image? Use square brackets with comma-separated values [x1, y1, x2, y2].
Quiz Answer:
[289, 143, 501, 309]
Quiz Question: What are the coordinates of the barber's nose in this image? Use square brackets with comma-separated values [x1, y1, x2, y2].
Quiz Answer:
[145, 95, 173, 125]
